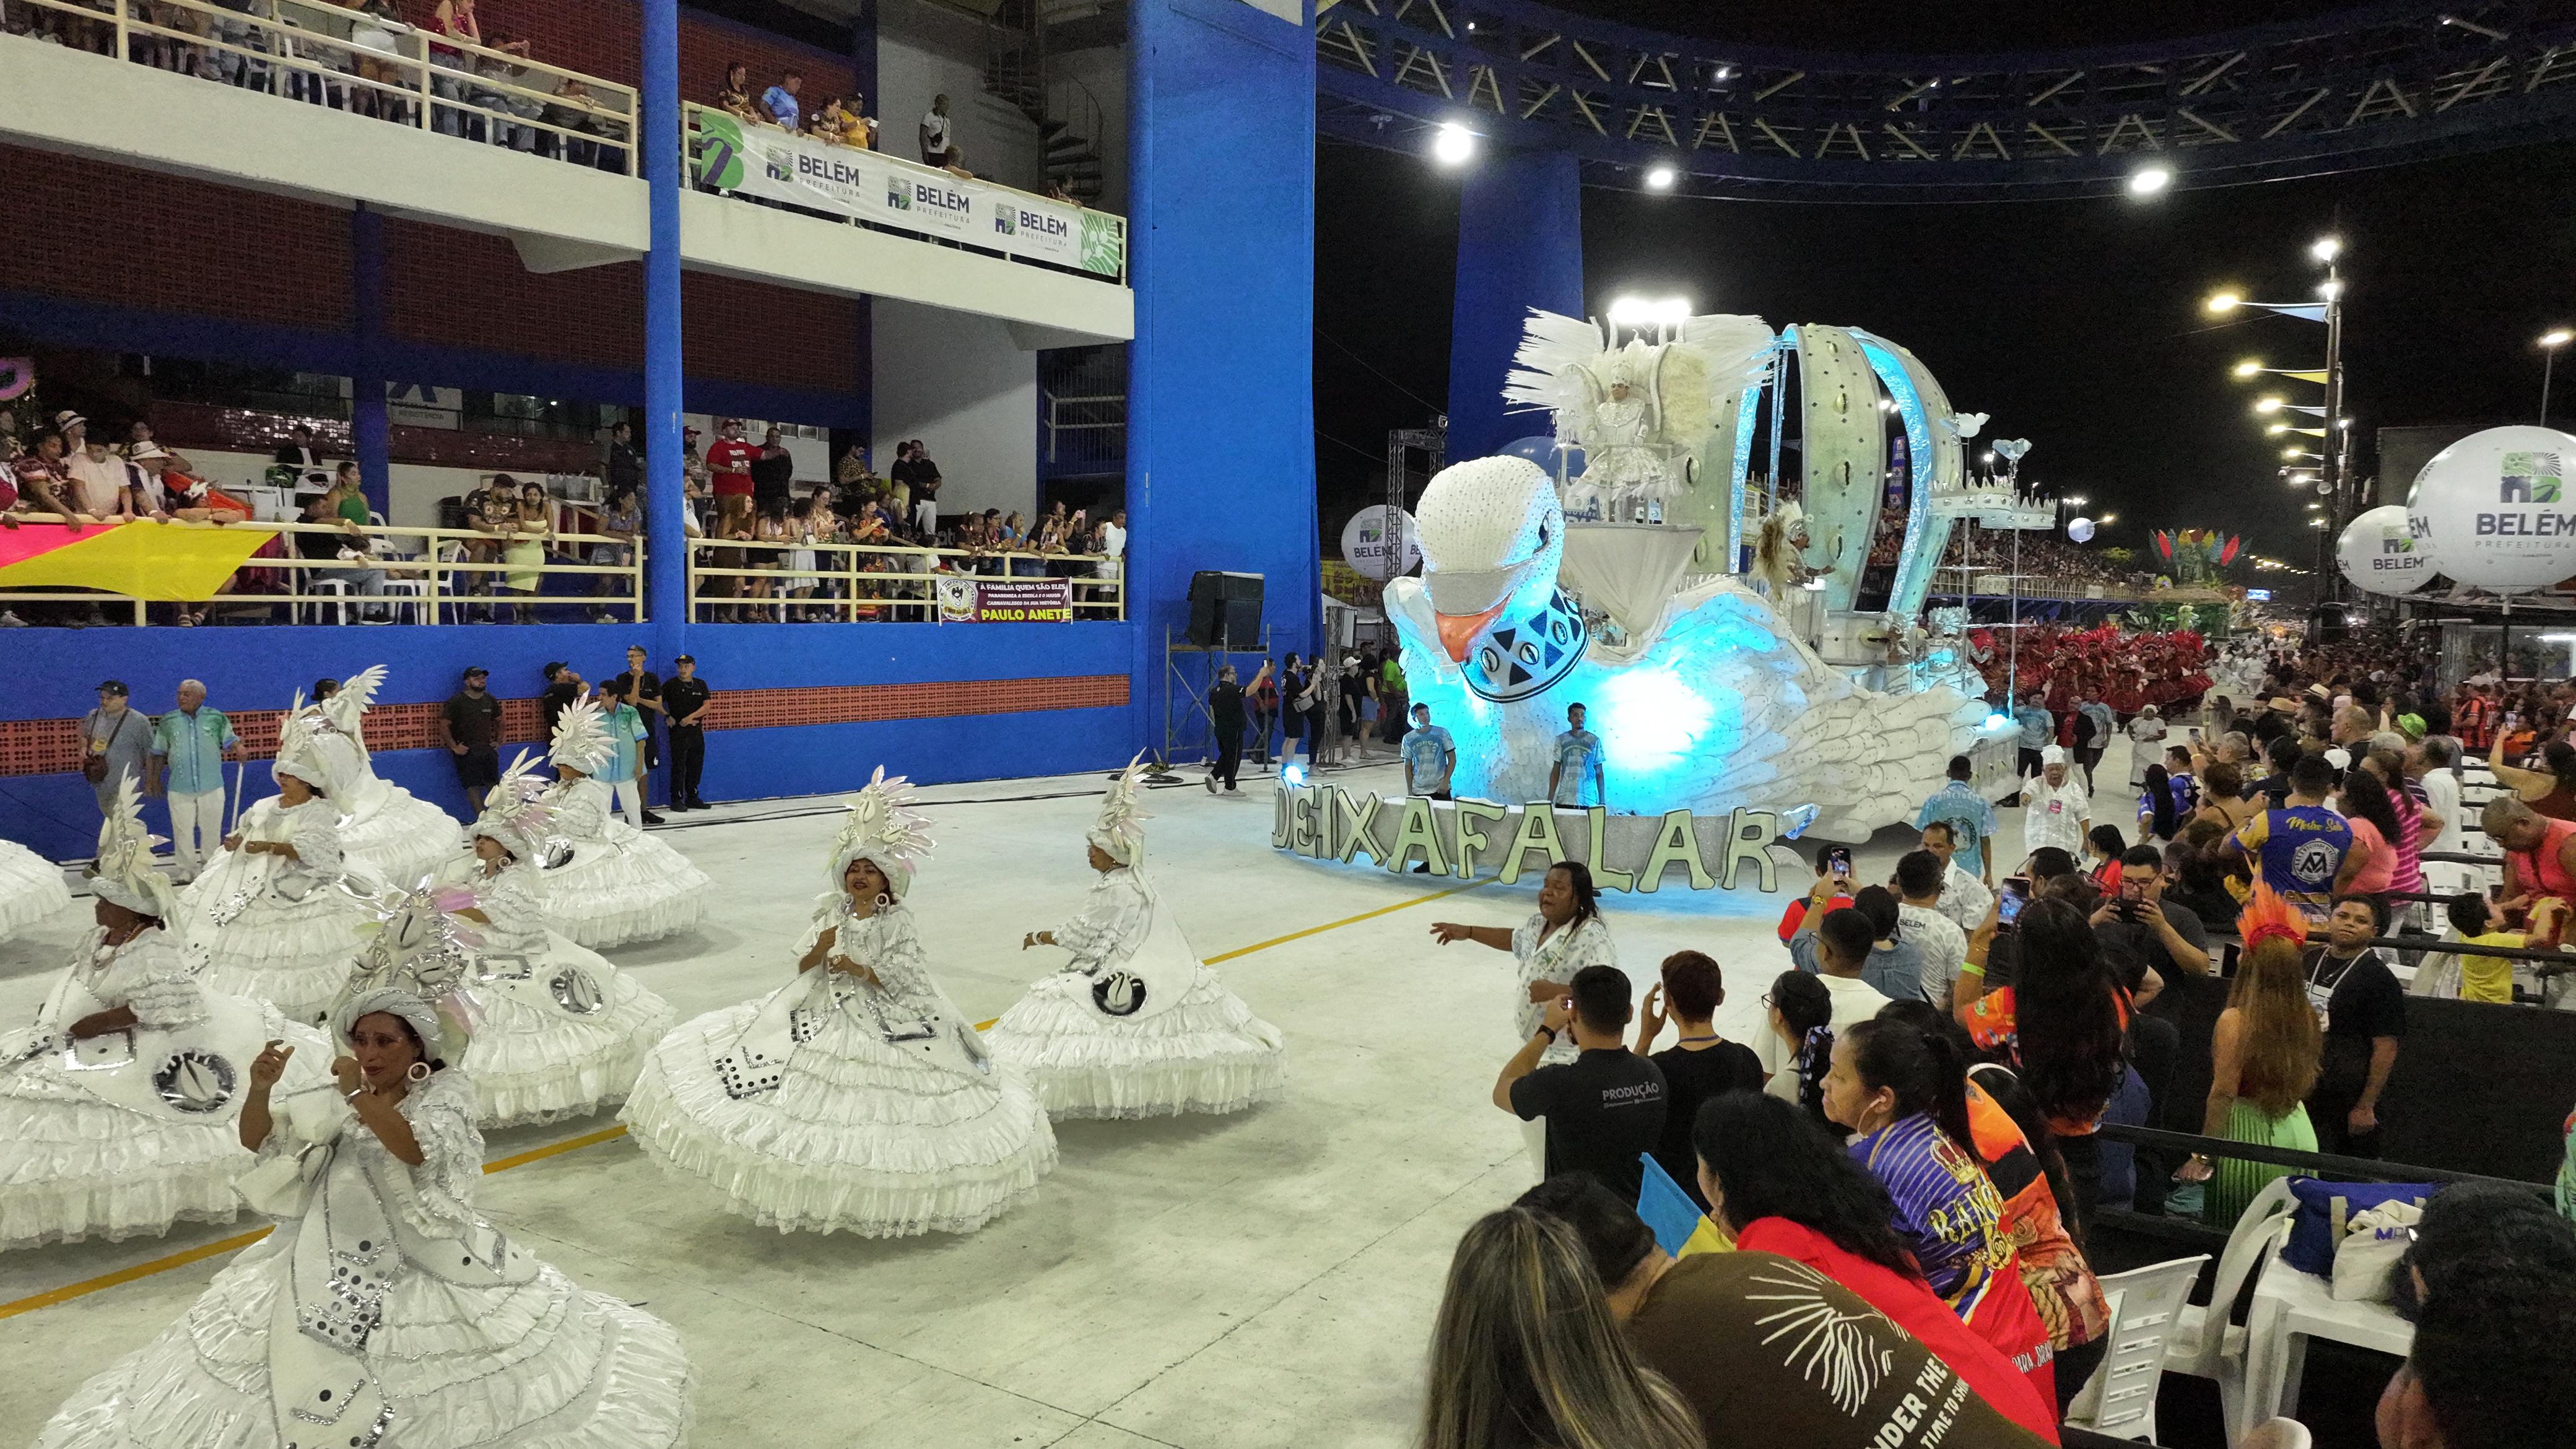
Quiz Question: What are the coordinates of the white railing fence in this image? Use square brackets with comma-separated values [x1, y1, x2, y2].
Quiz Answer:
[685, 535, 1124, 623]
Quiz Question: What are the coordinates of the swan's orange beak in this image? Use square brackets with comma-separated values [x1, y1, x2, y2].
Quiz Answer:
[1434, 601, 1507, 663]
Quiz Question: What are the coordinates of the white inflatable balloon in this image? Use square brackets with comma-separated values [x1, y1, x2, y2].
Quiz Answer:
[2066, 516, 2095, 543]
[2337, 504, 2436, 595]
[2408, 425, 2576, 592]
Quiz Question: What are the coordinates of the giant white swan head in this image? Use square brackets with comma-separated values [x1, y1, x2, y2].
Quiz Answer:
[1414, 456, 1566, 664]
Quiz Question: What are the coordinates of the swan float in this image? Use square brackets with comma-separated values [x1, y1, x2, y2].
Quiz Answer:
[1382, 455, 2001, 838]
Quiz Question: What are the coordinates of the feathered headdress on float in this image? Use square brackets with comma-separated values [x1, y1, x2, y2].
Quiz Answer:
[269, 690, 334, 794]
[334, 877, 486, 1061]
[1087, 752, 1151, 868]
[466, 750, 555, 863]
[84, 775, 178, 922]
[827, 767, 933, 900]
[2235, 882, 2312, 959]
[547, 695, 616, 778]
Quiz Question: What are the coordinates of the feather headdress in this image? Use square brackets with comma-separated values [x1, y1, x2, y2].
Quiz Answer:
[2235, 882, 2312, 959]
[321, 664, 386, 758]
[269, 690, 333, 793]
[1087, 752, 1151, 866]
[467, 749, 555, 861]
[827, 767, 933, 899]
[337, 877, 487, 1060]
[548, 694, 616, 777]
[84, 775, 177, 922]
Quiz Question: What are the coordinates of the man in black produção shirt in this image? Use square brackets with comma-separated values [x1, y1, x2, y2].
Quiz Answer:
[440, 666, 505, 810]
[663, 655, 712, 811]
[2303, 894, 2406, 1157]
[1497, 964, 1666, 1201]
[1205, 664, 1245, 795]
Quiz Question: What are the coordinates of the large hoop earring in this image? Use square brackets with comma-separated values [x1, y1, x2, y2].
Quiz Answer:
[874, 892, 892, 912]
[406, 1061, 431, 1084]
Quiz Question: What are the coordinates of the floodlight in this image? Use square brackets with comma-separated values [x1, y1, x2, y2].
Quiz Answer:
[2128, 163, 2173, 196]
[1431, 123, 1474, 166]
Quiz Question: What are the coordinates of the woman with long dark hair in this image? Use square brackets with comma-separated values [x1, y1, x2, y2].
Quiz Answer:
[1959, 898, 2129, 1231]
[1824, 1019, 2058, 1412]
[2334, 764, 2406, 899]
[1689, 1092, 2060, 1441]
[2487, 733, 2576, 820]
[2136, 762, 2179, 843]
[1415, 1208, 1704, 1449]
[1760, 968, 1834, 1118]
[2177, 886, 2322, 1225]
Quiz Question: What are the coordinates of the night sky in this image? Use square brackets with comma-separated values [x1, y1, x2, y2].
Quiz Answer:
[1314, 72, 2576, 589]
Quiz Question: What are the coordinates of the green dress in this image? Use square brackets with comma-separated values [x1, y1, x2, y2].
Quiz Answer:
[2204, 1098, 2316, 1228]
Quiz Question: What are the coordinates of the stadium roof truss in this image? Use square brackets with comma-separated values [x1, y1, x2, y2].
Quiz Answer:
[1313, 0, 2576, 198]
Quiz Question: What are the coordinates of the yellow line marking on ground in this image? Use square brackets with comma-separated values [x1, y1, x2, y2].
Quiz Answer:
[1205, 879, 1486, 963]
[2, 882, 1479, 1318]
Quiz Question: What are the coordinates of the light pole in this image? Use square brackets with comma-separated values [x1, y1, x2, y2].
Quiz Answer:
[2542, 328, 2573, 424]
[2208, 234, 2347, 596]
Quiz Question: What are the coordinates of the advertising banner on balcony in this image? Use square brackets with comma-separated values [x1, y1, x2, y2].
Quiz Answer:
[935, 577, 1074, 623]
[689, 108, 1125, 279]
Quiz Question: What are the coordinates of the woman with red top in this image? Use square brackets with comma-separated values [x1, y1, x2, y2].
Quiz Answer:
[1825, 1019, 2060, 1416]
[1776, 842, 1855, 943]
[1690, 1091, 2061, 1443]
[1957, 898, 2131, 1235]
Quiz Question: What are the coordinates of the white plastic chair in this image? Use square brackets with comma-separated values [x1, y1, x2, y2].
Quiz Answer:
[376, 579, 428, 624]
[2065, 1252, 2211, 1442]
[298, 578, 351, 625]
[2165, 1176, 2302, 1441]
[2240, 1417, 2312, 1449]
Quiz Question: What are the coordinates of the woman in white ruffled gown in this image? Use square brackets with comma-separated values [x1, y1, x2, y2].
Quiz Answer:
[1, 788, 329, 1251]
[430, 768, 674, 1125]
[33, 986, 694, 1449]
[0, 835, 72, 939]
[987, 764, 1285, 1119]
[526, 695, 709, 949]
[622, 772, 1056, 1237]
[297, 666, 462, 886]
[180, 749, 379, 1025]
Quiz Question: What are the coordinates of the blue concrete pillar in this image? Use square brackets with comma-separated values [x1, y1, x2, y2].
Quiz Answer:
[1128, 0, 1320, 754]
[641, 0, 687, 659]
[1445, 149, 1583, 461]
[349, 202, 391, 519]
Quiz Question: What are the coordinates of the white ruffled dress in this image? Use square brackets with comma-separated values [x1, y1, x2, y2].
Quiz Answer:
[180, 797, 377, 1024]
[0, 837, 71, 939]
[620, 895, 1057, 1237]
[449, 859, 677, 1128]
[33, 1067, 694, 1449]
[0, 927, 330, 1251]
[986, 869, 1287, 1120]
[528, 780, 710, 949]
[329, 755, 464, 889]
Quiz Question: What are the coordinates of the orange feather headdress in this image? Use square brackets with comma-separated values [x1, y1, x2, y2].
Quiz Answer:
[2235, 882, 2312, 957]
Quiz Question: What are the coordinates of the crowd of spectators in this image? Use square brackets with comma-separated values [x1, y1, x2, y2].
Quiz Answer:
[7, 0, 632, 170]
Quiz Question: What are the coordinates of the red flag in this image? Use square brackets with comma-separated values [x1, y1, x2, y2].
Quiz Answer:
[2219, 535, 2241, 565]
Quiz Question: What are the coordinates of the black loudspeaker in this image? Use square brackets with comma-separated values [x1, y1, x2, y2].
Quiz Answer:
[1187, 572, 1264, 648]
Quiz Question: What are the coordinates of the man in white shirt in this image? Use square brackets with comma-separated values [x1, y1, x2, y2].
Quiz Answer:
[2022, 744, 2092, 860]
[920, 94, 964, 171]
[64, 437, 138, 520]
[1756, 907, 1892, 1084]
[1893, 849, 1969, 1009]
[2411, 734, 2468, 897]
[1920, 820, 1993, 934]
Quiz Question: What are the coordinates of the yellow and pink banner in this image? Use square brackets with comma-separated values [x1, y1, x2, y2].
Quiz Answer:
[0, 520, 278, 600]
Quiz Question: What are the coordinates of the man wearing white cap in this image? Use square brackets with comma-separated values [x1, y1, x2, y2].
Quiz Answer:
[2022, 743, 2093, 861]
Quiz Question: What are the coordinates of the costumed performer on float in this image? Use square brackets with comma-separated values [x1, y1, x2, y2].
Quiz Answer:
[180, 710, 382, 1024]
[32, 968, 695, 1449]
[0, 781, 331, 1252]
[0, 832, 72, 941]
[392, 752, 677, 1125]
[986, 756, 1286, 1119]
[620, 768, 1056, 1237]
[526, 695, 710, 949]
[290, 665, 464, 886]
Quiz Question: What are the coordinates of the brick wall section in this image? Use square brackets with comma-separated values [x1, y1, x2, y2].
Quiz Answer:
[0, 144, 354, 331]
[381, 219, 646, 371]
[0, 676, 1127, 776]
